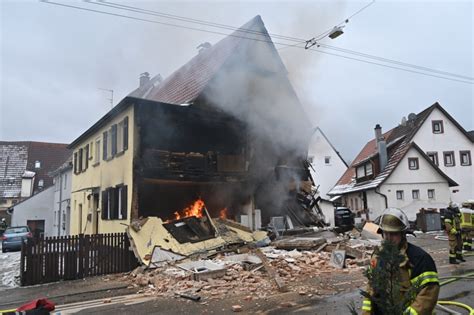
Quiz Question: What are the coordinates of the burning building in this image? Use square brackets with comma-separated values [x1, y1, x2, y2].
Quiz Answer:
[68, 15, 317, 241]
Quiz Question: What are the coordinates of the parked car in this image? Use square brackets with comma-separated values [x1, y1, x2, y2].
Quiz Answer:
[334, 207, 355, 231]
[1, 226, 33, 253]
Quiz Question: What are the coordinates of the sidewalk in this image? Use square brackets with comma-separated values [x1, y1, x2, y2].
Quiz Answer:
[0, 274, 135, 310]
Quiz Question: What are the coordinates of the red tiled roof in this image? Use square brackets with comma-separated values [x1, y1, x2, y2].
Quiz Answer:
[146, 15, 266, 104]
[331, 103, 445, 190]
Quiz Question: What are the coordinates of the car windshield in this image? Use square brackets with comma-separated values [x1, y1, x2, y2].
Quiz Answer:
[5, 227, 28, 234]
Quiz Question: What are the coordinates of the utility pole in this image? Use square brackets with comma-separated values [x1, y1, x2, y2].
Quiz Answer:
[98, 88, 114, 109]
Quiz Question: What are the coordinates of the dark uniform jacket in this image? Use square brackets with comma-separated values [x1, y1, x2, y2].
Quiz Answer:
[362, 241, 440, 315]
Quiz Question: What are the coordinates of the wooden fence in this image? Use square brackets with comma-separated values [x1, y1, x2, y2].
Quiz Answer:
[20, 233, 138, 286]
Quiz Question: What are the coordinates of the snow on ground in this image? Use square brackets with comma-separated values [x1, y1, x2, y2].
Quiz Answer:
[0, 244, 21, 289]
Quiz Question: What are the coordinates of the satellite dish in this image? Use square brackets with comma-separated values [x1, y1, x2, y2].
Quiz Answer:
[408, 113, 417, 121]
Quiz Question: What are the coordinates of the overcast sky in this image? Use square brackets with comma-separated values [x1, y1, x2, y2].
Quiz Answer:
[1, 0, 472, 162]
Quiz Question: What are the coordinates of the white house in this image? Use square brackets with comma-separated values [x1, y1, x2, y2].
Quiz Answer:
[307, 127, 348, 226]
[308, 127, 348, 199]
[328, 102, 467, 221]
[9, 186, 55, 238]
[50, 158, 72, 236]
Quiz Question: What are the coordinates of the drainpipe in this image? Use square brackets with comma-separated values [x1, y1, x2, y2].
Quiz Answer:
[375, 187, 388, 209]
[58, 172, 63, 236]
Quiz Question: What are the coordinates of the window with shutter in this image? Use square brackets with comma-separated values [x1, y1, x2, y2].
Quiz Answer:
[101, 191, 108, 220]
[73, 152, 78, 174]
[110, 187, 118, 219]
[123, 116, 129, 151]
[78, 148, 83, 172]
[103, 131, 108, 160]
[111, 124, 117, 156]
[85, 144, 89, 170]
[121, 185, 128, 219]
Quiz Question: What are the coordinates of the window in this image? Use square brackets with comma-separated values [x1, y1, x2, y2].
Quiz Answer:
[427, 189, 435, 199]
[63, 174, 67, 190]
[38, 179, 44, 188]
[111, 124, 117, 156]
[117, 121, 124, 153]
[460, 151, 471, 166]
[101, 185, 127, 220]
[427, 152, 439, 166]
[365, 163, 373, 176]
[95, 139, 101, 165]
[84, 144, 89, 170]
[432, 120, 444, 134]
[412, 190, 420, 200]
[408, 158, 419, 170]
[103, 131, 108, 160]
[78, 148, 83, 172]
[356, 162, 374, 180]
[35, 160, 41, 169]
[74, 152, 78, 174]
[123, 116, 129, 151]
[443, 151, 455, 167]
[55, 177, 60, 191]
[324, 156, 331, 165]
[396, 190, 404, 200]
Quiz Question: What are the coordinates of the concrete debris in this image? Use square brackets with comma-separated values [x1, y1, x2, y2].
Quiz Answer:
[231, 305, 243, 312]
[361, 222, 383, 240]
[330, 250, 346, 269]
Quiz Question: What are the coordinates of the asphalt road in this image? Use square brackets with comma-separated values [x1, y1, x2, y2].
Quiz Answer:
[56, 233, 474, 315]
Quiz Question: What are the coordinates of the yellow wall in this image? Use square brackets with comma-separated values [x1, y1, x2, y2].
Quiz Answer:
[70, 106, 134, 235]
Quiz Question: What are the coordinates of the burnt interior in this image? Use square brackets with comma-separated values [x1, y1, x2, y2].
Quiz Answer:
[162, 215, 216, 244]
[134, 98, 312, 227]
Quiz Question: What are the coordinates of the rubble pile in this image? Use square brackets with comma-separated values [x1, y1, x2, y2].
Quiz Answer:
[127, 243, 372, 302]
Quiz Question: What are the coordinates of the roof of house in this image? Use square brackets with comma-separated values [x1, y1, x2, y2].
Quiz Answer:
[70, 15, 310, 149]
[328, 102, 461, 195]
[144, 15, 268, 104]
[0, 141, 70, 198]
[311, 127, 349, 168]
[469, 130, 474, 141]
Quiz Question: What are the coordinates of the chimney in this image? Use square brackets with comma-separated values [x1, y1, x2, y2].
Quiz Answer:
[139, 72, 150, 88]
[374, 124, 388, 171]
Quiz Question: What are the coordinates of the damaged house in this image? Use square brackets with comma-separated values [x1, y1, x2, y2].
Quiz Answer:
[68, 16, 317, 254]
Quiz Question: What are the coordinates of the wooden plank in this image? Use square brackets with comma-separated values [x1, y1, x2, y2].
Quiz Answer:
[254, 249, 288, 292]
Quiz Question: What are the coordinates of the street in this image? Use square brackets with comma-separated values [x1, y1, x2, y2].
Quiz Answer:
[0, 243, 20, 290]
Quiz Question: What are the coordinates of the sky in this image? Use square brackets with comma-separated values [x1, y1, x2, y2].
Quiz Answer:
[1, 0, 472, 163]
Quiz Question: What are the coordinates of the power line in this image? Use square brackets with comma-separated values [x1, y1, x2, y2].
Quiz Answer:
[307, 48, 473, 84]
[41, 0, 473, 85]
[91, 0, 473, 81]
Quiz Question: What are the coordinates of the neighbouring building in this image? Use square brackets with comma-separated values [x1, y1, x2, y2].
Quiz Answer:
[307, 127, 348, 226]
[68, 15, 313, 235]
[328, 102, 471, 221]
[0, 141, 70, 224]
[50, 158, 73, 236]
[9, 186, 55, 238]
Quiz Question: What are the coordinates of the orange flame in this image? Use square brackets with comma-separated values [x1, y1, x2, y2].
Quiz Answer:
[173, 198, 205, 221]
[219, 208, 228, 219]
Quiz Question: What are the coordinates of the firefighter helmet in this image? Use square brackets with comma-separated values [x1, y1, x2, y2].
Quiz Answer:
[378, 208, 410, 233]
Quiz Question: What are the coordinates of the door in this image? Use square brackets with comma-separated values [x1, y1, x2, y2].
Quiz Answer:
[92, 193, 99, 234]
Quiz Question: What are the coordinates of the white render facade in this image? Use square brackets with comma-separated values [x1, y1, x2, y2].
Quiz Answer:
[410, 107, 473, 203]
[340, 146, 453, 221]
[52, 165, 72, 236]
[308, 127, 348, 199]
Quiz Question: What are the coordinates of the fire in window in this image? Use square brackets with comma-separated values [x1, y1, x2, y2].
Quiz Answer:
[432, 120, 444, 134]
[408, 157, 419, 170]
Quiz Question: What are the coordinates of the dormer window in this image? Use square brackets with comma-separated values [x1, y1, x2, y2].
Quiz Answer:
[38, 179, 44, 188]
[432, 120, 444, 134]
[356, 162, 374, 182]
[35, 160, 41, 169]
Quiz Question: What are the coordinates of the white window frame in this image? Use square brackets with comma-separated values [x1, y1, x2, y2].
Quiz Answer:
[427, 189, 435, 199]
[412, 190, 420, 200]
[396, 190, 404, 200]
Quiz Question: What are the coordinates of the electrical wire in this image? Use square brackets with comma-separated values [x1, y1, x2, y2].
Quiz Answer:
[41, 0, 473, 85]
[94, 0, 472, 82]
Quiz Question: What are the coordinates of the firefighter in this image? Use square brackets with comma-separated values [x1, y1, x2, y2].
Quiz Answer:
[0, 218, 7, 235]
[445, 203, 465, 263]
[362, 208, 439, 315]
